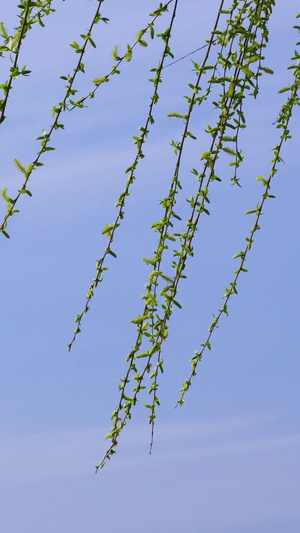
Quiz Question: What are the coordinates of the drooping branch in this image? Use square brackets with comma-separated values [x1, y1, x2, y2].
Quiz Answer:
[0, 0, 57, 126]
[0, 0, 108, 238]
[178, 28, 300, 404]
[68, 0, 175, 112]
[68, 0, 179, 350]
[2, 0, 299, 475]
[0, 0, 173, 239]
[96, 0, 259, 470]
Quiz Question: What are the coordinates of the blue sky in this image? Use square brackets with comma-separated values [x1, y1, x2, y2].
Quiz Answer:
[1, 0, 300, 531]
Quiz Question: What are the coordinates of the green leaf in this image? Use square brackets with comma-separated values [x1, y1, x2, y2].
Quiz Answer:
[136, 29, 147, 42]
[168, 112, 188, 119]
[18, 189, 32, 197]
[14, 158, 26, 174]
[143, 257, 156, 266]
[0, 22, 8, 39]
[70, 41, 80, 50]
[112, 45, 121, 61]
[93, 76, 108, 86]
[130, 314, 148, 325]
[148, 270, 161, 283]
[241, 65, 255, 78]
[201, 151, 212, 161]
[260, 66, 274, 75]
[256, 176, 268, 186]
[136, 352, 149, 359]
[102, 224, 115, 238]
[125, 45, 132, 62]
[222, 147, 236, 156]
[227, 82, 235, 98]
[1, 229, 10, 239]
[247, 54, 261, 64]
[88, 36, 96, 48]
[278, 87, 291, 93]
[173, 299, 182, 309]
[107, 248, 117, 258]
[2, 187, 14, 204]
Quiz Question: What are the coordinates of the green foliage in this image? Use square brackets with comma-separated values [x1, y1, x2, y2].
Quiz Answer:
[1, 0, 300, 472]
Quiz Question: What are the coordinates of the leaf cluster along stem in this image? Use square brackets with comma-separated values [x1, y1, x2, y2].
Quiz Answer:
[96, 0, 278, 470]
[0, 2, 31, 124]
[68, 0, 179, 350]
[147, 0, 275, 449]
[148, 0, 240, 453]
[179, 36, 300, 405]
[0, 0, 108, 238]
[70, 0, 175, 111]
[147, 0, 256, 445]
[2, 0, 298, 475]
[0, 0, 174, 239]
[0, 0, 55, 125]
[151, 0, 274, 408]
[96, 0, 229, 470]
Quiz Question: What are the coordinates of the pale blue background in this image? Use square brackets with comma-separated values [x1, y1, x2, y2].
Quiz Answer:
[1, 1, 300, 531]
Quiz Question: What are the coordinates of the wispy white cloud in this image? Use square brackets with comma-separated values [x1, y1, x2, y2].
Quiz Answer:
[1, 413, 297, 484]
[1, 414, 300, 533]
[151, 432, 300, 464]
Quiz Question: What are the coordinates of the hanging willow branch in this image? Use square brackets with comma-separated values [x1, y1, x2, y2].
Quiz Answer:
[0, 0, 173, 238]
[68, 0, 179, 350]
[0, 0, 57, 125]
[1, 1, 299, 473]
[95, 0, 299, 472]
[178, 35, 300, 404]
[69, 0, 175, 112]
[0, 0, 109, 238]
[95, 0, 278, 470]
